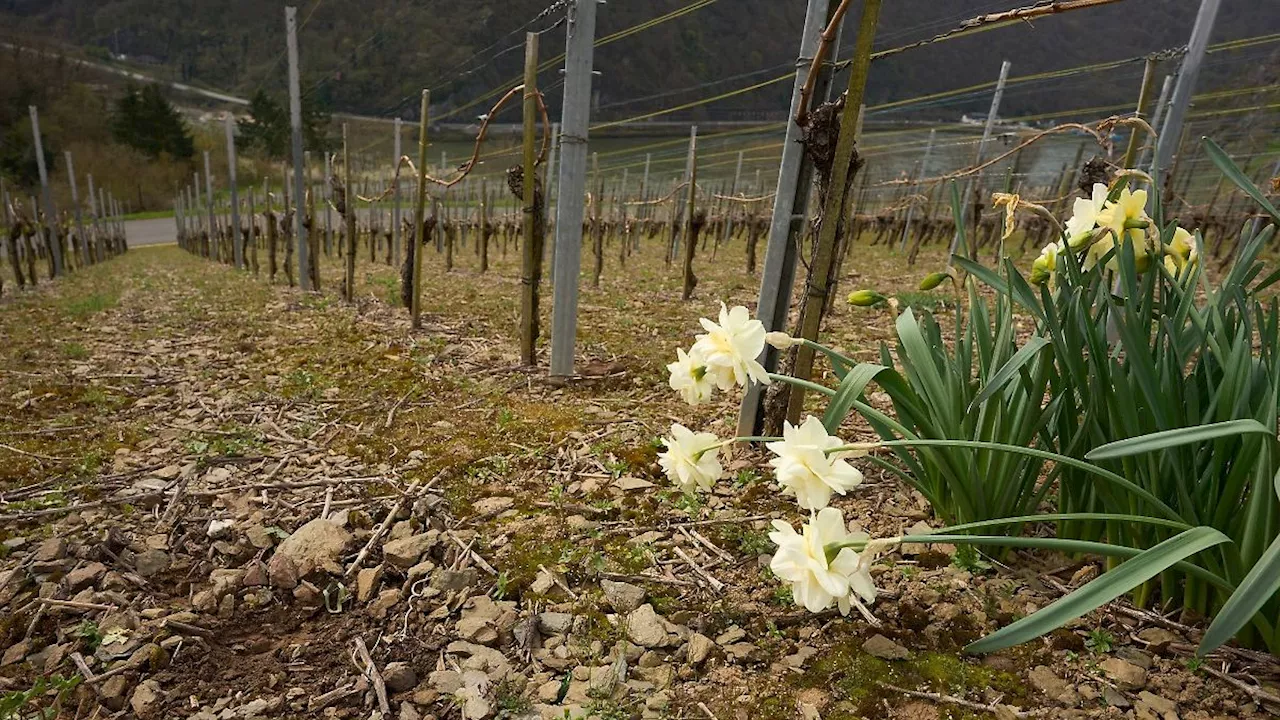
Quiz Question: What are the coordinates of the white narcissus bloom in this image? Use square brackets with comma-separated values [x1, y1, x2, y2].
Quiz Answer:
[667, 347, 715, 405]
[1163, 226, 1199, 278]
[658, 423, 723, 494]
[766, 416, 864, 511]
[1065, 183, 1108, 249]
[769, 507, 877, 615]
[691, 303, 770, 390]
[1093, 186, 1152, 272]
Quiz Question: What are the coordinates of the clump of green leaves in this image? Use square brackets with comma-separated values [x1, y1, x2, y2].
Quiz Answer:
[1085, 628, 1115, 654]
[0, 674, 81, 720]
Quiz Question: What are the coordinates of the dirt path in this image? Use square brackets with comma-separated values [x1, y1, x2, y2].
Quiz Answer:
[0, 245, 1272, 720]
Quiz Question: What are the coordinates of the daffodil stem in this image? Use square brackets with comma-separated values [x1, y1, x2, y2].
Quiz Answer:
[766, 373, 835, 397]
[694, 435, 782, 460]
[798, 338, 857, 368]
[732, 435, 780, 444]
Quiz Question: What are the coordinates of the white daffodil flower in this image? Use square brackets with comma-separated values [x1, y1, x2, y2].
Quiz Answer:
[691, 303, 770, 390]
[1094, 186, 1152, 272]
[769, 507, 877, 615]
[1065, 182, 1108, 249]
[667, 347, 715, 405]
[766, 416, 864, 511]
[658, 423, 723, 494]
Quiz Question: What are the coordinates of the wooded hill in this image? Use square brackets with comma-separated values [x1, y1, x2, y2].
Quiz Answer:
[1, 0, 1277, 124]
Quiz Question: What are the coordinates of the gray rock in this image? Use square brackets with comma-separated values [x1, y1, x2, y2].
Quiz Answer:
[601, 580, 646, 613]
[783, 646, 818, 668]
[383, 532, 439, 569]
[130, 679, 164, 718]
[1, 639, 32, 666]
[861, 634, 909, 661]
[1136, 691, 1177, 717]
[1029, 665, 1079, 704]
[270, 518, 352, 577]
[383, 661, 418, 693]
[99, 674, 130, 711]
[431, 568, 478, 593]
[369, 588, 402, 619]
[267, 554, 299, 590]
[33, 537, 67, 562]
[723, 643, 764, 663]
[64, 562, 108, 591]
[429, 670, 464, 694]
[207, 518, 235, 539]
[1100, 657, 1146, 690]
[356, 565, 383, 603]
[1116, 646, 1153, 670]
[685, 633, 715, 665]
[1101, 685, 1131, 709]
[244, 525, 275, 549]
[134, 550, 171, 578]
[715, 626, 746, 645]
[538, 612, 574, 635]
[625, 605, 668, 648]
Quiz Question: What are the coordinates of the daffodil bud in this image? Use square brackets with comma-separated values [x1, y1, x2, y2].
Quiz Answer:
[765, 332, 801, 350]
[847, 290, 887, 307]
[1029, 241, 1061, 286]
[918, 271, 951, 291]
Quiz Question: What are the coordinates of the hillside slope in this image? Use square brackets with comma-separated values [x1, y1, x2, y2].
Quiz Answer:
[0, 0, 1277, 123]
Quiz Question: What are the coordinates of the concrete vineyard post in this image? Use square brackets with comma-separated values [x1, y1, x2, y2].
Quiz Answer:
[225, 114, 243, 269]
[411, 90, 429, 330]
[1139, 75, 1174, 171]
[203, 150, 216, 262]
[393, 117, 403, 267]
[899, 128, 935, 252]
[952, 59, 1010, 263]
[784, 0, 882, 425]
[680, 125, 699, 301]
[545, 122, 559, 281]
[343, 123, 356, 302]
[28, 106, 62, 277]
[286, 5, 311, 290]
[549, 0, 601, 377]
[737, 0, 840, 437]
[723, 150, 743, 248]
[64, 152, 88, 267]
[1121, 57, 1158, 170]
[1153, 0, 1220, 190]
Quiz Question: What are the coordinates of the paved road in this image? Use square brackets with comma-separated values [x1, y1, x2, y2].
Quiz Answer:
[126, 218, 178, 248]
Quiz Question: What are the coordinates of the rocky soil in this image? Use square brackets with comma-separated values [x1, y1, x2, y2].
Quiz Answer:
[1, 246, 1278, 720]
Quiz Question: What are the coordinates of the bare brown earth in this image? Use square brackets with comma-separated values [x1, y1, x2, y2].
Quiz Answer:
[0, 234, 1276, 720]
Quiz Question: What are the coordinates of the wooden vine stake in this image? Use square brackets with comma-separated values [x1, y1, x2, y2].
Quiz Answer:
[784, 0, 881, 424]
[411, 90, 430, 330]
[680, 126, 699, 301]
[343, 124, 356, 303]
[517, 32, 542, 366]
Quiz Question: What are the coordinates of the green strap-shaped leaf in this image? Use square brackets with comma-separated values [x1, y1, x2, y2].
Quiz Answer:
[967, 336, 1050, 414]
[1199, 525, 1280, 656]
[1202, 137, 1280, 223]
[965, 526, 1231, 654]
[1085, 419, 1271, 461]
[823, 363, 890, 433]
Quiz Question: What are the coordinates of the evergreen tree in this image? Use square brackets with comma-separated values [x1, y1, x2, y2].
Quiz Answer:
[111, 83, 195, 161]
[237, 90, 289, 159]
[237, 90, 331, 159]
